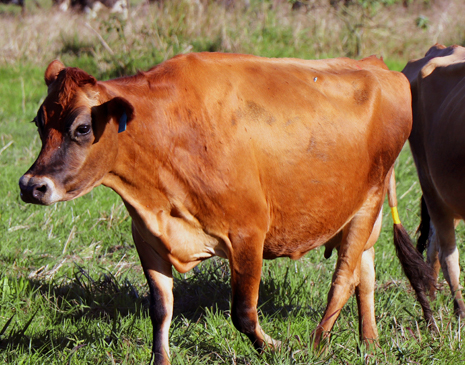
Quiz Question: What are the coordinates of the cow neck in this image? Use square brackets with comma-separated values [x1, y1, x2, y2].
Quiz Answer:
[99, 81, 166, 203]
[102, 135, 173, 246]
[99, 80, 217, 263]
[103, 134, 170, 218]
[100, 118, 223, 273]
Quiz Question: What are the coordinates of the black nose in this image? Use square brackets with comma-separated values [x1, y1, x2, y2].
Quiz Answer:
[19, 175, 49, 204]
[32, 182, 48, 200]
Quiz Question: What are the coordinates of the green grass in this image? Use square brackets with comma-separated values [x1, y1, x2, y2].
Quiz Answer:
[2, 0, 465, 363]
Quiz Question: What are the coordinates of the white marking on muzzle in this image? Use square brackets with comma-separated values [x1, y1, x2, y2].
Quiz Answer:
[40, 176, 64, 204]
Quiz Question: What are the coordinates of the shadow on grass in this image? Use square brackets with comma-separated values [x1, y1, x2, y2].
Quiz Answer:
[28, 264, 146, 321]
[0, 265, 147, 356]
[172, 258, 325, 322]
[0, 258, 326, 358]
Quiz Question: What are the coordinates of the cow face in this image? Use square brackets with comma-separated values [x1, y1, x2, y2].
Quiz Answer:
[19, 60, 133, 205]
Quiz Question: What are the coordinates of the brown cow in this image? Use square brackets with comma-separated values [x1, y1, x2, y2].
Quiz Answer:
[403, 44, 465, 318]
[19, 53, 433, 364]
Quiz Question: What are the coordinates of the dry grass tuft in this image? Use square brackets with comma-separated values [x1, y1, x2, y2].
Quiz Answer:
[1, 0, 465, 73]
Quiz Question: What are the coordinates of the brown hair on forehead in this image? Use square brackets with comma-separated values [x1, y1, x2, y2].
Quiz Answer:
[53, 67, 97, 108]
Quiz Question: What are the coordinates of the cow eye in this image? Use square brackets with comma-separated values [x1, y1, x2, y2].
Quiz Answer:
[75, 124, 91, 136]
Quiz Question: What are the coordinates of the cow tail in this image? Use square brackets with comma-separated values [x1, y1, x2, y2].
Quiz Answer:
[416, 195, 431, 254]
[387, 170, 434, 324]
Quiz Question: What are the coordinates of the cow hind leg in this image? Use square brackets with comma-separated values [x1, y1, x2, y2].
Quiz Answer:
[432, 217, 465, 318]
[355, 247, 378, 345]
[355, 208, 382, 345]
[313, 191, 383, 349]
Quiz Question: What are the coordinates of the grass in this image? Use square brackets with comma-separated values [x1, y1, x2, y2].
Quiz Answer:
[2, 0, 465, 363]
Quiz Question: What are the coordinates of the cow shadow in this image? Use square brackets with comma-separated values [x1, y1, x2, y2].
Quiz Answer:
[0, 258, 326, 356]
[171, 257, 327, 325]
[0, 265, 146, 354]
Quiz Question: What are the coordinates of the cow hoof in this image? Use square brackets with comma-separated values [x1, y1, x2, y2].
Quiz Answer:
[454, 308, 465, 319]
[426, 318, 439, 334]
[311, 329, 330, 352]
[262, 333, 282, 350]
[360, 338, 379, 353]
[453, 299, 465, 319]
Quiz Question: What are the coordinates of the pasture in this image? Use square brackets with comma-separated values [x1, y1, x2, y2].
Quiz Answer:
[1, 0, 465, 363]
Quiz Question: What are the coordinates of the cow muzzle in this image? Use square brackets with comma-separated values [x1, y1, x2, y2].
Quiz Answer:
[19, 174, 62, 205]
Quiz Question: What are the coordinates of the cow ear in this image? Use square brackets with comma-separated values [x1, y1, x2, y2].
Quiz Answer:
[91, 97, 135, 142]
[106, 96, 135, 133]
[45, 60, 65, 87]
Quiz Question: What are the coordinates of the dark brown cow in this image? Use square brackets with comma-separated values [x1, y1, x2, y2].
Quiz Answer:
[19, 53, 433, 364]
[53, 0, 127, 18]
[403, 44, 465, 317]
[1, 0, 25, 13]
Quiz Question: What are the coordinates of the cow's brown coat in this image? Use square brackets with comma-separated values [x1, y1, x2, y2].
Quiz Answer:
[20, 53, 428, 364]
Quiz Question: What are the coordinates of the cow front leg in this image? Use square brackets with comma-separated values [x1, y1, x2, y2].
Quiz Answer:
[132, 223, 173, 365]
[229, 230, 280, 352]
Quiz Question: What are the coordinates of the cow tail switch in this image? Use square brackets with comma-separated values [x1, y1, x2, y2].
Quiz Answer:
[388, 168, 435, 324]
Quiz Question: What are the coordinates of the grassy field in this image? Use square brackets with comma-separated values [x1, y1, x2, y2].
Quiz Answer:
[2, 0, 465, 363]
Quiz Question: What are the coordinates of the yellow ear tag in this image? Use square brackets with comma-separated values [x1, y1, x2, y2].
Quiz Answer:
[391, 206, 401, 225]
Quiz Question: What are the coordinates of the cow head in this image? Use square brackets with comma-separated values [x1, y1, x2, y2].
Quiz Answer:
[19, 60, 134, 205]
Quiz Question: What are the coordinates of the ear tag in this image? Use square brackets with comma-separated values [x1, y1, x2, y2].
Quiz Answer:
[118, 112, 127, 133]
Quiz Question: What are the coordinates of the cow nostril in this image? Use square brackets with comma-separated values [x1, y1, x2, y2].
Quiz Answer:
[32, 183, 48, 200]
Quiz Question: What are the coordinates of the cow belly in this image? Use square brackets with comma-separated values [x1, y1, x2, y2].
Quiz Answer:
[428, 167, 465, 219]
[260, 166, 368, 259]
[425, 107, 465, 218]
[263, 231, 336, 260]
[263, 210, 350, 260]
